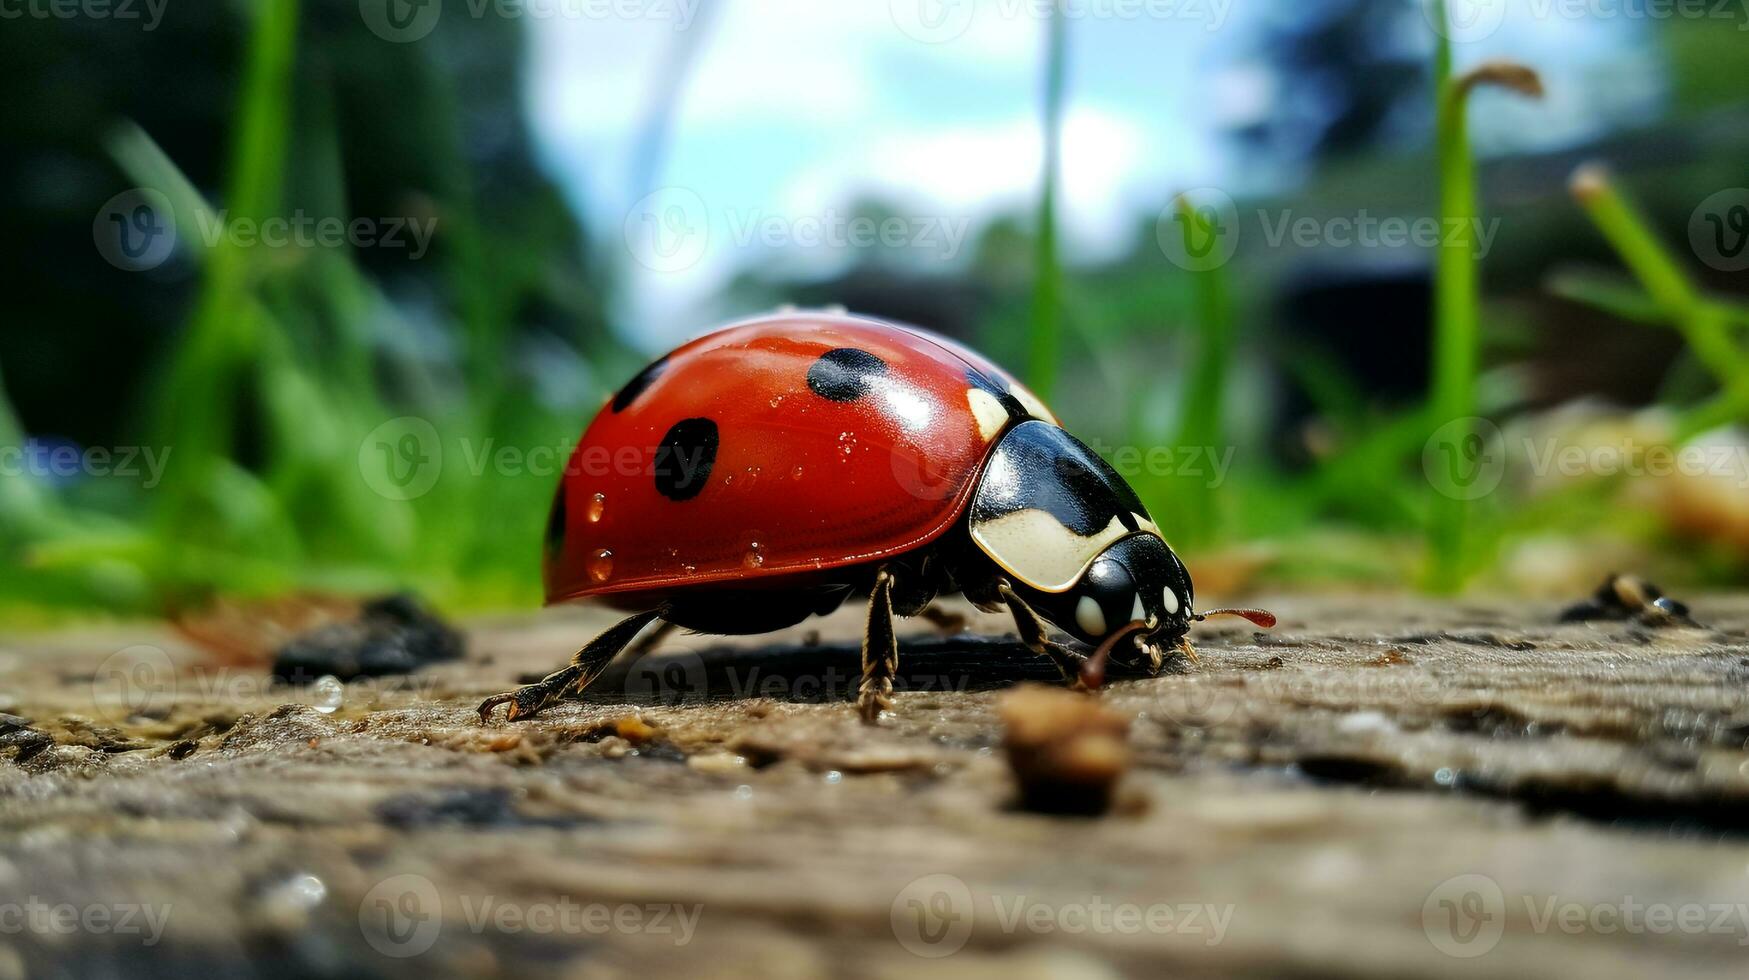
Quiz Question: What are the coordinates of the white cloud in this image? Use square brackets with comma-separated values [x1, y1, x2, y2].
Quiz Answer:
[774, 106, 1160, 261]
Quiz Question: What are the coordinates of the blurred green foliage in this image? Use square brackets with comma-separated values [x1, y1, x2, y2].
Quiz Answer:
[2, 1, 1748, 623]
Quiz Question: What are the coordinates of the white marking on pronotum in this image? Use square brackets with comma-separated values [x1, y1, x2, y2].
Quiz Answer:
[1162, 587, 1181, 615]
[1131, 593, 1148, 626]
[1008, 383, 1059, 425]
[972, 510, 1164, 593]
[1076, 596, 1107, 636]
[966, 388, 1009, 442]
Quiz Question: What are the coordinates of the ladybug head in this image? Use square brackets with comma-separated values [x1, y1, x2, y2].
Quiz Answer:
[1018, 533, 1275, 682]
[1020, 532, 1195, 653]
[965, 419, 1273, 665]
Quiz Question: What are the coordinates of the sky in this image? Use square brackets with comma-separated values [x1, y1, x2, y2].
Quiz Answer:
[521, 0, 1661, 350]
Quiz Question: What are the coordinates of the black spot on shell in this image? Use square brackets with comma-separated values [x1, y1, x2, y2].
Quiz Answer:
[807, 348, 887, 402]
[612, 356, 667, 412]
[967, 368, 1029, 421]
[653, 418, 718, 501]
[544, 486, 566, 556]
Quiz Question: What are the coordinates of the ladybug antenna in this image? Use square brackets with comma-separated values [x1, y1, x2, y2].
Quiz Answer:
[1077, 620, 1149, 691]
[1192, 607, 1277, 629]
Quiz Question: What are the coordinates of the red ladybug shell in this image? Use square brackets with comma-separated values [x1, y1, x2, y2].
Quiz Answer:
[544, 312, 1057, 604]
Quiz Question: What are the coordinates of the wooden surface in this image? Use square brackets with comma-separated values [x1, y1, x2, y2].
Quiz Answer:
[3, 594, 1749, 978]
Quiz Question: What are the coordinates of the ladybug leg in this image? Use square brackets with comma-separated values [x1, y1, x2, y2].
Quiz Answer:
[997, 582, 1084, 685]
[856, 568, 899, 724]
[623, 619, 680, 661]
[478, 609, 665, 723]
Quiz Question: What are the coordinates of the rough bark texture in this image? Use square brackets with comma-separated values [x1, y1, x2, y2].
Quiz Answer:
[3, 594, 1749, 979]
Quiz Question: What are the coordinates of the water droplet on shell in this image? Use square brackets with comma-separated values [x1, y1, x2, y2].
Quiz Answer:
[587, 549, 614, 583]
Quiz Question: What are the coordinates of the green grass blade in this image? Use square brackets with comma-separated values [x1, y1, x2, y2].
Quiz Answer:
[1026, 6, 1067, 400]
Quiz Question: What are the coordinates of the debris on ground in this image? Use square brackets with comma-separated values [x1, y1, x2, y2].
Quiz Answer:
[1558, 573, 1700, 627]
[999, 684, 1132, 815]
[271, 594, 465, 683]
[0, 713, 53, 763]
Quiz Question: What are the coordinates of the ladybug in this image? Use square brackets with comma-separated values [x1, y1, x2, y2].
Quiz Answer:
[479, 312, 1272, 724]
